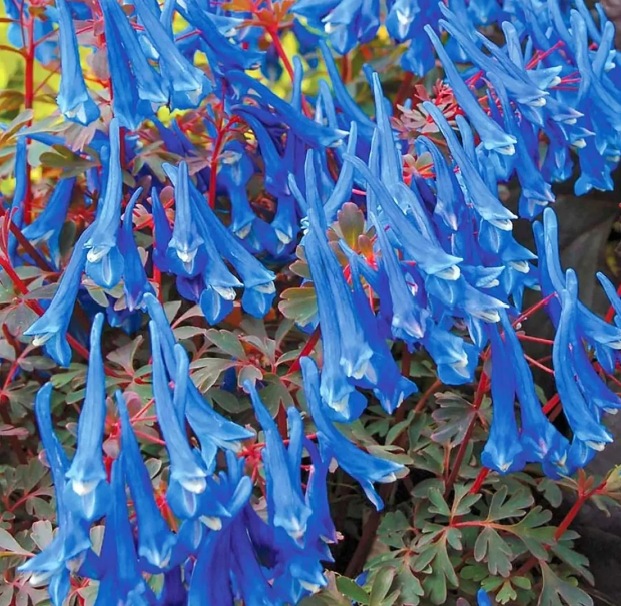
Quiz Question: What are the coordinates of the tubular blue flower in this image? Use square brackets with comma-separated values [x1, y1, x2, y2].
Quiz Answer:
[179, 0, 262, 72]
[347, 253, 418, 411]
[151, 186, 174, 273]
[142, 293, 253, 465]
[54, 0, 100, 124]
[25, 223, 95, 367]
[18, 384, 92, 604]
[553, 271, 613, 451]
[423, 103, 517, 229]
[150, 322, 208, 518]
[370, 211, 431, 344]
[345, 153, 463, 277]
[499, 311, 570, 477]
[423, 323, 479, 386]
[425, 26, 517, 155]
[165, 161, 206, 277]
[301, 357, 404, 510]
[386, 0, 420, 41]
[115, 391, 177, 570]
[64, 313, 111, 521]
[118, 188, 153, 311]
[84, 119, 125, 289]
[481, 324, 525, 474]
[228, 70, 348, 148]
[245, 380, 311, 541]
[132, 0, 210, 109]
[307, 202, 374, 381]
[304, 439, 338, 544]
[303, 230, 366, 422]
[187, 465, 253, 606]
[22, 177, 75, 269]
[93, 458, 154, 606]
[219, 142, 256, 239]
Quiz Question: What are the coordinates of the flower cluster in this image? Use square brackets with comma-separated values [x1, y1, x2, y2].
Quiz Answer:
[2, 0, 621, 604]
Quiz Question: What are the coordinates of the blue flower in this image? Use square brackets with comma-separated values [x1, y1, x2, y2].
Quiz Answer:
[18, 384, 92, 605]
[54, 0, 100, 124]
[115, 391, 177, 570]
[142, 293, 254, 468]
[65, 313, 111, 521]
[22, 178, 75, 269]
[165, 161, 206, 277]
[132, 0, 210, 109]
[84, 119, 124, 289]
[425, 26, 517, 155]
[423, 102, 517, 229]
[93, 458, 154, 606]
[499, 311, 570, 477]
[553, 270, 613, 451]
[301, 357, 404, 510]
[245, 379, 311, 541]
[150, 322, 208, 519]
[481, 324, 525, 474]
[25, 223, 95, 367]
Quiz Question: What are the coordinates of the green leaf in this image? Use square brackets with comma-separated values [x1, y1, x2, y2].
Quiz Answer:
[107, 336, 143, 375]
[278, 285, 318, 327]
[191, 358, 236, 392]
[336, 577, 370, 605]
[30, 520, 54, 551]
[487, 486, 533, 522]
[427, 487, 451, 517]
[550, 542, 594, 584]
[537, 479, 563, 508]
[336, 202, 366, 249]
[206, 329, 247, 360]
[430, 392, 477, 446]
[0, 527, 32, 557]
[539, 562, 593, 606]
[369, 567, 396, 606]
[495, 580, 517, 604]
[413, 538, 457, 605]
[473, 528, 513, 577]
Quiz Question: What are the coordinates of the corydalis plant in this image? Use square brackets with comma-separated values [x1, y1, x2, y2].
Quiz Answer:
[0, 1, 621, 606]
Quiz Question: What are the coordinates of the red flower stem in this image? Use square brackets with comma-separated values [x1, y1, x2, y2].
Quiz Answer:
[605, 281, 621, 323]
[469, 467, 490, 494]
[0, 205, 55, 271]
[444, 371, 489, 498]
[23, 14, 35, 224]
[514, 479, 606, 578]
[285, 327, 321, 377]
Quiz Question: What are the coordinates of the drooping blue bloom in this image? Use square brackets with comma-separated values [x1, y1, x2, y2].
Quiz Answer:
[118, 187, 153, 311]
[481, 324, 525, 474]
[18, 384, 92, 606]
[150, 322, 208, 519]
[132, 0, 210, 109]
[22, 178, 75, 269]
[142, 293, 254, 468]
[553, 270, 614, 451]
[115, 390, 177, 570]
[499, 311, 570, 478]
[54, 0, 100, 125]
[425, 26, 517, 156]
[93, 458, 155, 606]
[245, 379, 311, 541]
[64, 313, 111, 521]
[165, 161, 206, 278]
[25, 223, 95, 367]
[84, 119, 124, 289]
[301, 357, 404, 510]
